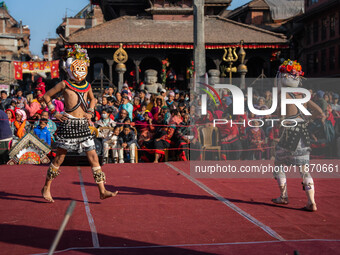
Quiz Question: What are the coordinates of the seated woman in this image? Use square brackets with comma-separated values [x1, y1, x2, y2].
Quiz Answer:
[309, 114, 335, 157]
[153, 113, 177, 163]
[246, 120, 265, 160]
[174, 113, 201, 161]
[267, 121, 281, 160]
[236, 113, 248, 160]
[132, 96, 141, 119]
[6, 109, 15, 124]
[133, 104, 146, 122]
[24, 94, 44, 118]
[140, 112, 171, 163]
[11, 109, 31, 146]
[114, 92, 122, 108]
[151, 96, 166, 118]
[136, 111, 155, 146]
[217, 115, 242, 160]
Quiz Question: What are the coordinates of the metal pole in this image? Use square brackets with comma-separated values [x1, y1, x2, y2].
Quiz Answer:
[48, 200, 76, 255]
[193, 0, 206, 78]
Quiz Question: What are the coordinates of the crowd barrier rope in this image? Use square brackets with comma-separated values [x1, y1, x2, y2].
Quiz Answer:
[1, 115, 340, 127]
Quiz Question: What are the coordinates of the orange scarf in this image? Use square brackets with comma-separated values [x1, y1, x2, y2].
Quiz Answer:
[14, 120, 26, 138]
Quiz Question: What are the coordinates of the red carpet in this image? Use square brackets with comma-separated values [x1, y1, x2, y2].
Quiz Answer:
[0, 161, 339, 255]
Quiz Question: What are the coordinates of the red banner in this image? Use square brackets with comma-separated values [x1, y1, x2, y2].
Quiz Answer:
[13, 61, 23, 80]
[50, 60, 59, 79]
[13, 60, 60, 80]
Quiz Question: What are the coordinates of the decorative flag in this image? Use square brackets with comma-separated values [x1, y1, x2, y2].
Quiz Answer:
[13, 60, 60, 80]
[50, 60, 59, 79]
[13, 61, 23, 80]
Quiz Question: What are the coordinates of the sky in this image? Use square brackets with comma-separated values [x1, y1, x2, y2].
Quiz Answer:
[6, 0, 249, 58]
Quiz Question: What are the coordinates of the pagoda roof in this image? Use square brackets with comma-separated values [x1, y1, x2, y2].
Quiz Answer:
[67, 15, 287, 45]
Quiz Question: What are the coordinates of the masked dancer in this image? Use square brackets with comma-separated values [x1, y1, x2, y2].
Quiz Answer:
[272, 60, 324, 211]
[41, 44, 118, 202]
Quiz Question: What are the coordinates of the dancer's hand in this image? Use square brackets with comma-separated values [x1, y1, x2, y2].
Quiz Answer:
[55, 113, 68, 122]
[84, 113, 92, 122]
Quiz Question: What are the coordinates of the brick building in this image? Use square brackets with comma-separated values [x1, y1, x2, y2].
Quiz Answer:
[227, 0, 304, 33]
[42, 4, 104, 63]
[227, 0, 305, 70]
[298, 0, 340, 77]
[42, 38, 61, 61]
[0, 2, 30, 84]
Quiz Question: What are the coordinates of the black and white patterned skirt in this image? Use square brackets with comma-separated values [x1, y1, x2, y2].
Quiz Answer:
[54, 115, 95, 153]
[275, 121, 311, 166]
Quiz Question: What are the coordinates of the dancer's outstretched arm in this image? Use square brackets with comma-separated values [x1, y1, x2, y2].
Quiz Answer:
[307, 100, 325, 120]
[43, 81, 65, 105]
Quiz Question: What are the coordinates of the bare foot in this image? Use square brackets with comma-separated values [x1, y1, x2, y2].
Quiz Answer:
[41, 186, 54, 203]
[100, 190, 118, 200]
[303, 203, 317, 212]
[154, 161, 158, 163]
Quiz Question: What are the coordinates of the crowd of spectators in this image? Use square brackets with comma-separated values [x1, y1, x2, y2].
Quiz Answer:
[0, 78, 339, 164]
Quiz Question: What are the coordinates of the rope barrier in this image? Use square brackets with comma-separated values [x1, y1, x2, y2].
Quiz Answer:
[1, 145, 337, 156]
[1, 117, 340, 128]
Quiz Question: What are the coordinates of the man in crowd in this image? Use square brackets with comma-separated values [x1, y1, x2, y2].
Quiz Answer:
[0, 109, 12, 164]
[139, 89, 147, 106]
[0, 90, 11, 110]
[118, 124, 137, 163]
[14, 89, 27, 109]
[166, 91, 177, 110]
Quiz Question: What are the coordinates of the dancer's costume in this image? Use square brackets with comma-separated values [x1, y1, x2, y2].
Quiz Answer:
[273, 60, 314, 206]
[46, 44, 105, 183]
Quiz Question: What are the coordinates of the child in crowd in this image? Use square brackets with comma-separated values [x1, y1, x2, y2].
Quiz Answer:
[103, 126, 121, 164]
[118, 124, 137, 163]
[33, 118, 51, 146]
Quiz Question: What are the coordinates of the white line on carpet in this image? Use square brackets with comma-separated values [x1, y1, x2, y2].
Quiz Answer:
[165, 162, 285, 241]
[30, 239, 340, 255]
[77, 166, 100, 248]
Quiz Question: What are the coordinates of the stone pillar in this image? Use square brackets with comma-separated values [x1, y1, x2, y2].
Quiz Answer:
[106, 59, 114, 84]
[115, 63, 126, 92]
[208, 69, 220, 85]
[193, 0, 206, 78]
[133, 59, 141, 86]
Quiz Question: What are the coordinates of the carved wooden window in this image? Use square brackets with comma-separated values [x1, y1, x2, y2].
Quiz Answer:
[321, 17, 327, 40]
[307, 54, 313, 75]
[321, 49, 326, 72]
[330, 15, 335, 37]
[329, 47, 335, 70]
[313, 52, 318, 73]
[313, 20, 319, 43]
